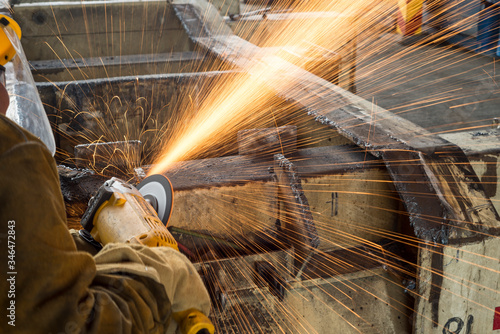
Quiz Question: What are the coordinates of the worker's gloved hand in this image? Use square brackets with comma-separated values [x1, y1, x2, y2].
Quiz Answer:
[93, 243, 213, 334]
[68, 230, 214, 333]
[69, 229, 101, 256]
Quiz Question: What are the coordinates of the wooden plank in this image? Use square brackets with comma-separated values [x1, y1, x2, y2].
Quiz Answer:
[21, 29, 193, 60]
[14, 1, 182, 36]
[36, 70, 238, 163]
[13, 1, 194, 60]
[198, 250, 412, 333]
[303, 168, 400, 252]
[441, 129, 500, 215]
[170, 181, 279, 248]
[415, 237, 500, 333]
[31, 51, 224, 82]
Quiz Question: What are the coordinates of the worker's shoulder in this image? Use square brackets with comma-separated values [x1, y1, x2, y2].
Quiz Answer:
[0, 114, 44, 156]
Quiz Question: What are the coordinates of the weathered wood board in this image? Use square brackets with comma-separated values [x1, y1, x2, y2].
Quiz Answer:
[36, 71, 237, 163]
[302, 167, 400, 252]
[198, 249, 412, 333]
[415, 237, 500, 334]
[170, 182, 278, 245]
[283, 269, 412, 334]
[441, 129, 500, 216]
[13, 0, 194, 61]
[30, 51, 226, 82]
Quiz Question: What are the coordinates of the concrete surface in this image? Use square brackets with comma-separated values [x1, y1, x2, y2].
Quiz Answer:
[356, 33, 500, 134]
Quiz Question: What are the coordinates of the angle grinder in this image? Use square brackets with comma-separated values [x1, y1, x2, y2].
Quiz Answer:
[80, 174, 177, 249]
[80, 174, 215, 334]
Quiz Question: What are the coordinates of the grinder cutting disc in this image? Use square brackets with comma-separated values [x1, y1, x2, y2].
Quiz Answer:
[137, 174, 174, 226]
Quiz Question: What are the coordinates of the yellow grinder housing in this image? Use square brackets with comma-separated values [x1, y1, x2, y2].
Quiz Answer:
[81, 177, 178, 250]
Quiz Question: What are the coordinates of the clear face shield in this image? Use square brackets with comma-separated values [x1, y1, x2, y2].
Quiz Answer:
[0, 65, 5, 87]
[0, 14, 56, 156]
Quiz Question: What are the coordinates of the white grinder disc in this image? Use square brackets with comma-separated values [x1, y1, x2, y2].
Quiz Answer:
[137, 174, 174, 226]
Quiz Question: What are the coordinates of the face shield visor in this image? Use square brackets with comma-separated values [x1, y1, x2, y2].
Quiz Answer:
[0, 14, 56, 156]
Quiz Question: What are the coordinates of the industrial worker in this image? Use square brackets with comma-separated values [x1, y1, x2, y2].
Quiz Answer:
[0, 63, 211, 332]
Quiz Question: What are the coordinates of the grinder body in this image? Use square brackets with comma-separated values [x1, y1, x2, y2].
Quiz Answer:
[81, 177, 178, 249]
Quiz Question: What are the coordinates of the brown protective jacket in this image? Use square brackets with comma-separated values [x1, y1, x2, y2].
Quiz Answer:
[0, 115, 211, 333]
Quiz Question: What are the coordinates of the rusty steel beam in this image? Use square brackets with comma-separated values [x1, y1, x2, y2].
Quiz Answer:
[274, 154, 319, 275]
[172, 1, 500, 245]
[237, 125, 297, 156]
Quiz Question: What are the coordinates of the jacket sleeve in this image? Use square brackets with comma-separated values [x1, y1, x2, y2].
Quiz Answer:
[0, 117, 210, 334]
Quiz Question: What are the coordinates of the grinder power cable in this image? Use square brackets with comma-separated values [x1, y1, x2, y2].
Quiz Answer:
[81, 175, 214, 334]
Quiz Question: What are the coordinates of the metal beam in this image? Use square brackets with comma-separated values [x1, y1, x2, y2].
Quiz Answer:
[172, 1, 500, 243]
